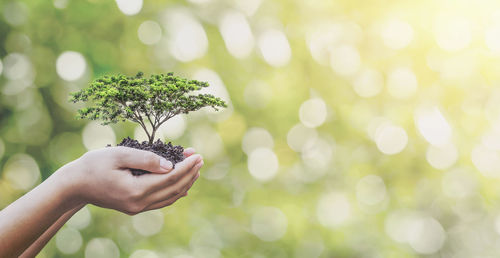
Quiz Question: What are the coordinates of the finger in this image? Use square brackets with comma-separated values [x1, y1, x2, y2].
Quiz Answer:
[135, 154, 202, 191]
[112, 146, 173, 173]
[143, 160, 202, 204]
[143, 172, 200, 211]
[183, 147, 196, 158]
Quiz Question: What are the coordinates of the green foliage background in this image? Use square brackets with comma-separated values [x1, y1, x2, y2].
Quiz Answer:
[2, 0, 500, 257]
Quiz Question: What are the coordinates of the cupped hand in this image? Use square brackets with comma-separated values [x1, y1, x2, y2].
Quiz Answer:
[60, 146, 203, 215]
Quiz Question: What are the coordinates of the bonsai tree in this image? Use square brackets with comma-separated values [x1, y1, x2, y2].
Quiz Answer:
[70, 72, 227, 175]
[70, 72, 227, 144]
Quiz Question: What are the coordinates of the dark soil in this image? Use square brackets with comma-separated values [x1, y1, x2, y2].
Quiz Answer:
[114, 137, 185, 176]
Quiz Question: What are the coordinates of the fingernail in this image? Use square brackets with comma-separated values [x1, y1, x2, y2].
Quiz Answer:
[160, 158, 172, 171]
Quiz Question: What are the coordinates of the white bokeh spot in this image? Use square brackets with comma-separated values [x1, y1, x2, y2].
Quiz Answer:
[3, 153, 40, 191]
[115, 0, 143, 16]
[242, 127, 274, 155]
[85, 238, 120, 258]
[219, 11, 254, 59]
[56, 51, 87, 81]
[248, 147, 279, 182]
[317, 192, 351, 227]
[251, 207, 288, 241]
[387, 67, 418, 99]
[132, 210, 164, 236]
[138, 20, 162, 45]
[299, 98, 328, 128]
[56, 227, 83, 254]
[258, 29, 291, 67]
[330, 45, 361, 77]
[415, 106, 452, 147]
[434, 16, 471, 52]
[82, 122, 116, 151]
[381, 19, 414, 49]
[374, 123, 408, 155]
[352, 68, 384, 98]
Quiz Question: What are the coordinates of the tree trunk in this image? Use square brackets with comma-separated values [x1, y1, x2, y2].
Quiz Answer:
[149, 128, 157, 144]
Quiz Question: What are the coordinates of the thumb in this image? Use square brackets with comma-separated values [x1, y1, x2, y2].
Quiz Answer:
[112, 146, 173, 173]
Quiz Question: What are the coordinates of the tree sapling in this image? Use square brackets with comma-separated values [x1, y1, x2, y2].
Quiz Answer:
[70, 72, 227, 175]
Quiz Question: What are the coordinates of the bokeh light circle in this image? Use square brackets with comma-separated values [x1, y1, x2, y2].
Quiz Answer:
[301, 137, 333, 171]
[415, 106, 452, 147]
[132, 210, 164, 236]
[317, 192, 351, 227]
[3, 153, 40, 191]
[67, 206, 92, 229]
[374, 123, 408, 155]
[244, 80, 272, 109]
[82, 122, 116, 151]
[251, 207, 288, 241]
[85, 238, 120, 258]
[385, 210, 417, 243]
[192, 68, 233, 121]
[56, 51, 87, 81]
[56, 227, 83, 254]
[387, 67, 418, 99]
[434, 16, 471, 52]
[162, 9, 208, 62]
[3, 53, 32, 80]
[159, 114, 186, 140]
[287, 124, 318, 152]
[2, 2, 27, 26]
[485, 25, 500, 53]
[426, 144, 458, 170]
[442, 168, 476, 199]
[219, 11, 254, 59]
[248, 147, 279, 182]
[471, 144, 500, 178]
[115, 0, 143, 16]
[234, 0, 262, 16]
[138, 20, 162, 45]
[242, 127, 274, 155]
[352, 68, 384, 98]
[299, 98, 327, 128]
[258, 29, 291, 67]
[408, 216, 446, 254]
[190, 125, 225, 161]
[53, 0, 68, 9]
[330, 45, 361, 76]
[381, 19, 414, 49]
[130, 250, 159, 258]
[356, 175, 387, 206]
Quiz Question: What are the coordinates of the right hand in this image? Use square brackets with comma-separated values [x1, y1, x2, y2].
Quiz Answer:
[57, 146, 203, 215]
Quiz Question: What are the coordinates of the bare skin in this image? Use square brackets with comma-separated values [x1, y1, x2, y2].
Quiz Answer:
[0, 146, 202, 258]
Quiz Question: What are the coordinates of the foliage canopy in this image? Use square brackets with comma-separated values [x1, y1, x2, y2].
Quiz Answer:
[70, 72, 227, 143]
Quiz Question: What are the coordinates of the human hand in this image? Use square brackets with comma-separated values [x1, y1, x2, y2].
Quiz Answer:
[57, 146, 203, 215]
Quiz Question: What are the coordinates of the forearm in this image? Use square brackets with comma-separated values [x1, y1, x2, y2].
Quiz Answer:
[0, 164, 81, 257]
[19, 204, 85, 258]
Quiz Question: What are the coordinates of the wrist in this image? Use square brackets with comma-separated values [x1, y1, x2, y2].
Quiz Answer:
[49, 160, 88, 210]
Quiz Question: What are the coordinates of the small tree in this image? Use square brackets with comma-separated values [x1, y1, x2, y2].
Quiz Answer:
[70, 72, 227, 144]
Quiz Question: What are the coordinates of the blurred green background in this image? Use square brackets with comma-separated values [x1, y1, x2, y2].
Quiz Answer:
[2, 0, 500, 257]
